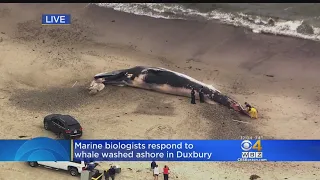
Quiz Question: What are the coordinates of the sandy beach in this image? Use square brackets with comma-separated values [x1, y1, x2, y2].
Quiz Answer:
[0, 3, 320, 180]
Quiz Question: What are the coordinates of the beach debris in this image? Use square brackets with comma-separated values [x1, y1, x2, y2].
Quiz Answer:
[0, 37, 3, 43]
[249, 174, 261, 180]
[72, 81, 78, 87]
[127, 168, 132, 171]
[297, 21, 314, 35]
[265, 74, 274, 77]
[232, 119, 250, 124]
[111, 20, 115, 22]
[186, 58, 193, 63]
[1, 32, 5, 34]
[18, 135, 28, 138]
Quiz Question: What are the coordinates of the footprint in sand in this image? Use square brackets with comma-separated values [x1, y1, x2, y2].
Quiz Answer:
[145, 124, 175, 139]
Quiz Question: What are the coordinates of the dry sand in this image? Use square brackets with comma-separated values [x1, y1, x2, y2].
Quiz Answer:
[0, 3, 320, 180]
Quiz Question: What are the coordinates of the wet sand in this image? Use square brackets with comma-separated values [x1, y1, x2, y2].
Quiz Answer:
[0, 3, 319, 180]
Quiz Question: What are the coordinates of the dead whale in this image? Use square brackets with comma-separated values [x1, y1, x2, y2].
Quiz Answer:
[89, 66, 249, 116]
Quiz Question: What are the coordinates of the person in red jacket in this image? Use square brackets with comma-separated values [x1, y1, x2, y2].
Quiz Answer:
[163, 165, 170, 180]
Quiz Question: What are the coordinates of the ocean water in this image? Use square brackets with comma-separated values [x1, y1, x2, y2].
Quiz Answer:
[93, 3, 320, 41]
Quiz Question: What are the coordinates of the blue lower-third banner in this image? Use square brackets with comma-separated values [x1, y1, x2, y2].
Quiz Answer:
[2, 138, 320, 161]
[72, 139, 320, 162]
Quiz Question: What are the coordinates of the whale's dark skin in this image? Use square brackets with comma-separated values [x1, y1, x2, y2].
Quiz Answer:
[90, 66, 250, 117]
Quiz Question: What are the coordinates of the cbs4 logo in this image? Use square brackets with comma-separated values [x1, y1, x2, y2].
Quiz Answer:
[241, 140, 262, 151]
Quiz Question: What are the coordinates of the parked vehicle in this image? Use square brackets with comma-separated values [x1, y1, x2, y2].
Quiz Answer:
[28, 160, 96, 176]
[43, 114, 83, 139]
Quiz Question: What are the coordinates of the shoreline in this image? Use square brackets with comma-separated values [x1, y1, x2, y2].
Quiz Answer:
[94, 3, 320, 42]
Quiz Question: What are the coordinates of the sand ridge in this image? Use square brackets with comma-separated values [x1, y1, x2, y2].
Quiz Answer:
[0, 3, 319, 180]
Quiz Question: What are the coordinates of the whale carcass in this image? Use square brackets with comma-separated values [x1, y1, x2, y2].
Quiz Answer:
[89, 66, 250, 116]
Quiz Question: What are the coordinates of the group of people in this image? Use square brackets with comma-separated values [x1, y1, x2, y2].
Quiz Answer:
[190, 86, 258, 119]
[151, 161, 170, 180]
[101, 162, 170, 180]
[191, 86, 204, 104]
[103, 166, 116, 180]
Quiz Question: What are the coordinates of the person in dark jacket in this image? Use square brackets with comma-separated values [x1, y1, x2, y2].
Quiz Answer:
[244, 102, 252, 110]
[104, 170, 110, 180]
[109, 166, 116, 180]
[191, 88, 196, 104]
[151, 161, 157, 170]
[199, 86, 204, 103]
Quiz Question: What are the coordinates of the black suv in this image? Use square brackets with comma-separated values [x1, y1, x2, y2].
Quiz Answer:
[43, 114, 83, 139]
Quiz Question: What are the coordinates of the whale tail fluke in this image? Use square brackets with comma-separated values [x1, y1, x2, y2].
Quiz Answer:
[230, 99, 250, 117]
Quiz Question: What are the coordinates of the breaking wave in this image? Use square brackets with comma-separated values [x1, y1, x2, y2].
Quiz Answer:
[93, 3, 320, 41]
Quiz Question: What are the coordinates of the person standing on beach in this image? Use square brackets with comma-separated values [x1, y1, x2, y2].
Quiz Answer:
[108, 166, 116, 180]
[191, 88, 196, 104]
[151, 160, 157, 170]
[153, 165, 160, 180]
[104, 169, 110, 180]
[199, 86, 204, 103]
[163, 165, 170, 180]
